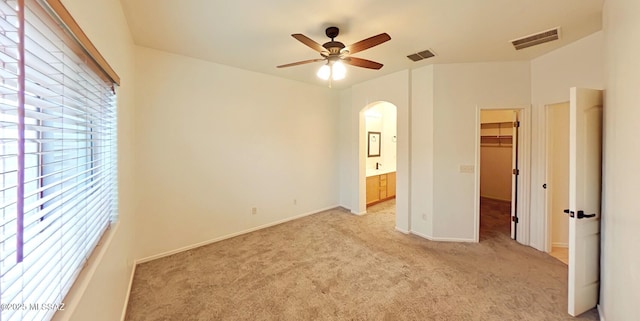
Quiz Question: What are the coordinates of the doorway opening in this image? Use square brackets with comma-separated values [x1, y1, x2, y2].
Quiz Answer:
[478, 109, 520, 241]
[545, 102, 570, 264]
[362, 102, 397, 216]
[541, 88, 603, 316]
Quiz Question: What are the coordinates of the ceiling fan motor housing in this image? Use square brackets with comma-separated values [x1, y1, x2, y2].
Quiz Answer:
[324, 41, 345, 54]
[325, 26, 340, 39]
[323, 27, 345, 55]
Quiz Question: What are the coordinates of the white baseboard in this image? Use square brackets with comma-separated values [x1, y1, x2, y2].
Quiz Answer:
[136, 205, 340, 264]
[351, 209, 366, 215]
[552, 242, 568, 248]
[411, 230, 475, 243]
[119, 263, 136, 321]
[395, 226, 410, 234]
[597, 304, 605, 321]
[410, 230, 430, 239]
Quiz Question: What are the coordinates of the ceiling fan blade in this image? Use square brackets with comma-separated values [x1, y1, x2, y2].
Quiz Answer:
[291, 34, 325, 53]
[277, 58, 325, 68]
[343, 57, 383, 70]
[346, 33, 391, 55]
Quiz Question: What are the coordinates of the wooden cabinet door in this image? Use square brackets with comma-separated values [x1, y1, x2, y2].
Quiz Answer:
[387, 172, 396, 197]
[366, 175, 380, 204]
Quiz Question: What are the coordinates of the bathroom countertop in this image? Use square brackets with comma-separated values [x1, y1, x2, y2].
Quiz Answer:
[366, 168, 396, 177]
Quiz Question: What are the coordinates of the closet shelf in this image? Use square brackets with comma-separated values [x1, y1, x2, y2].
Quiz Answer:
[480, 121, 513, 147]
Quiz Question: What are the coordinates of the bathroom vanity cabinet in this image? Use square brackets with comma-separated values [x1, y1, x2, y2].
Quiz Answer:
[366, 171, 396, 206]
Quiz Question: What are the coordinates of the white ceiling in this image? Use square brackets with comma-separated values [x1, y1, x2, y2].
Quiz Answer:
[120, 0, 603, 89]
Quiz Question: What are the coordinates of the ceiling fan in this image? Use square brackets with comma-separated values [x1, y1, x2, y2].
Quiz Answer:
[277, 26, 391, 82]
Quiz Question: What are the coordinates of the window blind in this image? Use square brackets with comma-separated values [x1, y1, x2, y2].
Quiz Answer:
[0, 0, 118, 320]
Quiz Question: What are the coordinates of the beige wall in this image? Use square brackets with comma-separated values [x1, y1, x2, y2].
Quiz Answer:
[601, 0, 640, 318]
[338, 89, 353, 207]
[410, 65, 435, 237]
[339, 70, 410, 228]
[529, 31, 604, 250]
[53, 0, 137, 321]
[431, 62, 530, 240]
[480, 146, 512, 201]
[133, 47, 340, 260]
[480, 110, 514, 123]
[371, 62, 531, 241]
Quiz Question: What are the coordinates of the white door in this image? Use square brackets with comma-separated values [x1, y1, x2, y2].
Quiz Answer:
[567, 87, 603, 316]
[510, 111, 519, 240]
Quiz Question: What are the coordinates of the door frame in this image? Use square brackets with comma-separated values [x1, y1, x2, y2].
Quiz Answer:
[474, 105, 531, 244]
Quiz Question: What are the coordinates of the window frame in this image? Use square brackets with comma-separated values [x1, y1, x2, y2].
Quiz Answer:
[0, 0, 120, 320]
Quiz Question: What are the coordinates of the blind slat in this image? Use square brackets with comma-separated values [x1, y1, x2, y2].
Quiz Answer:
[1, 1, 117, 320]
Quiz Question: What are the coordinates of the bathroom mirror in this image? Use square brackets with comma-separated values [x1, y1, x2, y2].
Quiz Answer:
[368, 131, 381, 157]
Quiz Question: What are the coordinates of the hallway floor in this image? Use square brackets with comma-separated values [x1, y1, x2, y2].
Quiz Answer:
[550, 247, 569, 265]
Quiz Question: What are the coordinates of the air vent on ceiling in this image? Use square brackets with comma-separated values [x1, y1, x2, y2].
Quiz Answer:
[407, 49, 436, 62]
[511, 27, 561, 50]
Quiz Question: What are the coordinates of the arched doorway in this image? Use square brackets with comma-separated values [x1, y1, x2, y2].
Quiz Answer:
[359, 101, 398, 217]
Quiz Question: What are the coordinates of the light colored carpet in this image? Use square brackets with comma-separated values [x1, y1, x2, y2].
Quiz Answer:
[125, 199, 599, 320]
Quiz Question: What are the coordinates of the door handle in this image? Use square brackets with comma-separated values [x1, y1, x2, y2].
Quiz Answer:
[576, 210, 596, 219]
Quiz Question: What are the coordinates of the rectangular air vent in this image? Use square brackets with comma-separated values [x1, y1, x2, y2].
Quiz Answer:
[407, 49, 436, 62]
[511, 27, 561, 50]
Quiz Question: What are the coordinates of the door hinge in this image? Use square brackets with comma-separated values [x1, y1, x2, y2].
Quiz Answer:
[511, 216, 519, 223]
[513, 121, 520, 128]
[512, 169, 519, 175]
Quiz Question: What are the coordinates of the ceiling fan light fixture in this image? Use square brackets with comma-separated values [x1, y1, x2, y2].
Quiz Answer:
[317, 64, 331, 80]
[316, 61, 347, 81]
[332, 61, 346, 80]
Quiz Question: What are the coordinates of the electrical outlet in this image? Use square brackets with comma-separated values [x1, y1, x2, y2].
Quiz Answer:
[422, 213, 427, 220]
[293, 199, 297, 205]
[251, 207, 257, 215]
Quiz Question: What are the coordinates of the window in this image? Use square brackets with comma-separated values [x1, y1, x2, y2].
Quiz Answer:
[0, 1, 118, 320]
